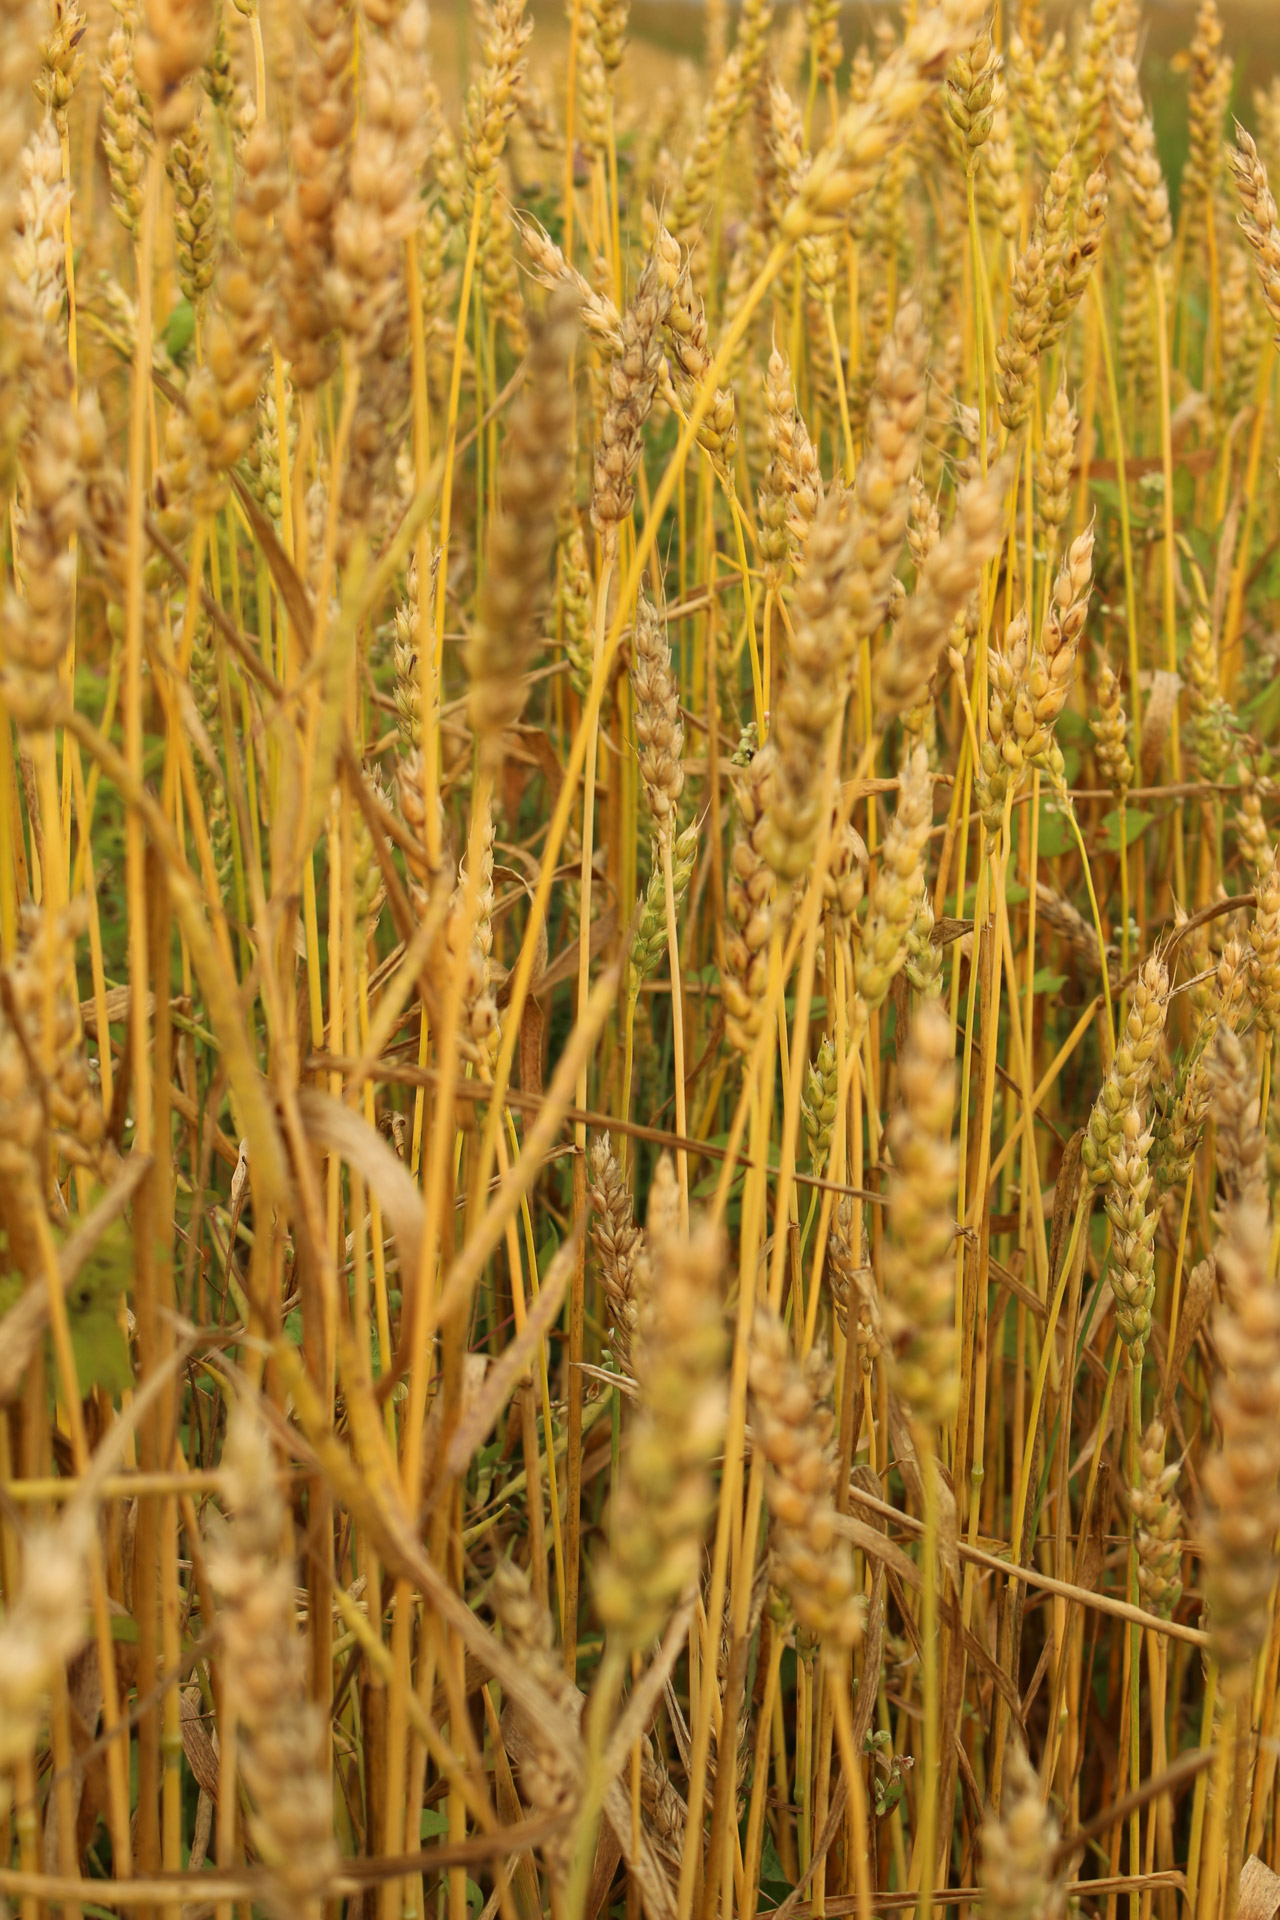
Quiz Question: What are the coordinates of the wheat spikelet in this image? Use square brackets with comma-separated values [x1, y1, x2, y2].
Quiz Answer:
[1201, 1201, 1280, 1691]
[980, 1740, 1063, 1920]
[631, 590, 685, 841]
[1230, 125, 1280, 341]
[883, 997, 958, 1426]
[874, 461, 1009, 721]
[1091, 661, 1133, 802]
[1185, 0, 1232, 209]
[1082, 954, 1170, 1186]
[588, 1133, 647, 1374]
[1131, 1420, 1184, 1620]
[592, 255, 668, 537]
[593, 1186, 726, 1652]
[750, 1307, 863, 1651]
[467, 286, 578, 763]
[210, 1406, 338, 1918]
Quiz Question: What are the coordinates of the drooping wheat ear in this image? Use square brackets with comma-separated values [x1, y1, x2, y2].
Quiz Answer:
[589, 1133, 648, 1375]
[1201, 1199, 1280, 1692]
[995, 235, 1046, 433]
[0, 1500, 92, 1771]
[100, 1, 152, 235]
[167, 100, 215, 303]
[1247, 846, 1280, 1031]
[1183, 613, 1238, 781]
[520, 217, 622, 346]
[724, 742, 777, 1055]
[592, 254, 669, 537]
[209, 1406, 338, 1920]
[980, 1739, 1064, 1920]
[874, 460, 1009, 721]
[466, 285, 578, 765]
[1207, 1020, 1269, 1212]
[783, 0, 988, 240]
[1185, 0, 1232, 208]
[748, 1307, 863, 1653]
[1034, 883, 1117, 986]
[1081, 952, 1171, 1186]
[1103, 1104, 1157, 1361]
[629, 820, 698, 1002]
[492, 1558, 579, 1888]
[38, 0, 85, 129]
[631, 590, 685, 842]
[883, 997, 958, 1427]
[1025, 525, 1094, 780]
[594, 1187, 726, 1652]
[1131, 1420, 1184, 1621]
[1041, 165, 1108, 352]
[943, 24, 1000, 175]
[855, 745, 934, 1016]
[1035, 384, 1076, 536]
[1112, 56, 1173, 261]
[1229, 126, 1280, 342]
[1091, 661, 1133, 804]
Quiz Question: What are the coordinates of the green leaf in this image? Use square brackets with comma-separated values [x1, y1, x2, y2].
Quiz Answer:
[1035, 800, 1073, 860]
[68, 1307, 133, 1399]
[1102, 807, 1153, 853]
[1032, 969, 1068, 994]
[759, 1829, 793, 1897]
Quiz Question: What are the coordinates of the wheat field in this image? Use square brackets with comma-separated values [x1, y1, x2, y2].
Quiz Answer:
[3, 0, 1280, 1916]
